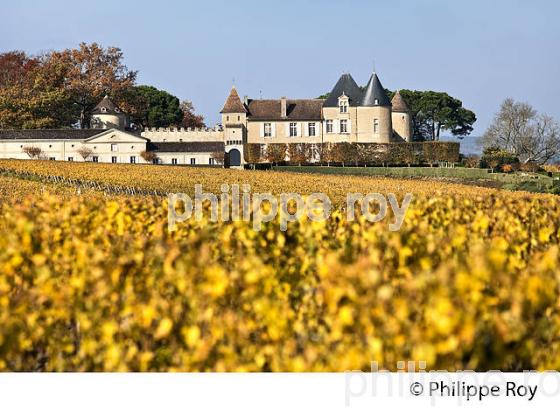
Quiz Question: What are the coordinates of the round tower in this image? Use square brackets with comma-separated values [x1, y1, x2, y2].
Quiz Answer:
[391, 91, 412, 142]
[91, 95, 127, 130]
[359, 72, 393, 143]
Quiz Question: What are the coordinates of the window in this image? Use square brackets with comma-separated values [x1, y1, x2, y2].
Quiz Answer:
[308, 122, 316, 137]
[326, 120, 333, 133]
[130, 146, 134, 150]
[209, 158, 215, 165]
[49, 145, 52, 148]
[227, 116, 230, 121]
[68, 157, 73, 162]
[264, 123, 272, 137]
[92, 156, 99, 163]
[373, 119, 379, 134]
[339, 100, 348, 113]
[130, 156, 136, 164]
[101, 107, 107, 113]
[340, 119, 348, 134]
[289, 122, 297, 137]
[111, 143, 117, 152]
[112, 156, 117, 163]
[374, 99, 379, 105]
[237, 116, 240, 121]
[171, 158, 178, 165]
[49, 157, 56, 161]
[190, 158, 196, 165]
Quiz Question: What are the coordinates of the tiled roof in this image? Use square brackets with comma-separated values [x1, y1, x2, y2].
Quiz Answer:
[92, 96, 123, 115]
[220, 87, 247, 114]
[391, 90, 410, 112]
[147, 141, 225, 153]
[0, 129, 104, 140]
[323, 74, 363, 107]
[246, 99, 323, 121]
[362, 73, 391, 107]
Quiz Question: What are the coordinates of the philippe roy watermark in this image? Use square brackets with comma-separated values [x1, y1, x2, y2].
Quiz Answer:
[345, 361, 560, 406]
[167, 184, 413, 231]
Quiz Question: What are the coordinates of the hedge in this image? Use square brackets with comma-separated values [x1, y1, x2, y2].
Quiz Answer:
[244, 142, 460, 166]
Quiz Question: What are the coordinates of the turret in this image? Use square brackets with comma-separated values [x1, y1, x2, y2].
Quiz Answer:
[220, 86, 247, 167]
[391, 90, 412, 142]
[357, 72, 392, 143]
[91, 95, 126, 130]
[220, 86, 247, 126]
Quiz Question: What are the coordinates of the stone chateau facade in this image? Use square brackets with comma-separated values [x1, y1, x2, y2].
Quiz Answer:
[0, 71, 411, 167]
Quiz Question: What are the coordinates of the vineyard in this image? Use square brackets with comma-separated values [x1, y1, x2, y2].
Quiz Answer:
[0, 159, 560, 371]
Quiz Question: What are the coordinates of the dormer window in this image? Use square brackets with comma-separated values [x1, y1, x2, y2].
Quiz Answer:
[101, 107, 107, 113]
[374, 99, 379, 105]
[338, 94, 349, 113]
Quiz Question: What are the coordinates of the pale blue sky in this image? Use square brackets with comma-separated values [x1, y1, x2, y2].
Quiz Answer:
[2, 0, 559, 135]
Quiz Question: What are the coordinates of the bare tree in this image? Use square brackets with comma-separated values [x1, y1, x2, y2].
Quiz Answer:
[483, 99, 560, 164]
[210, 151, 225, 165]
[77, 146, 93, 161]
[518, 114, 560, 164]
[22, 145, 43, 159]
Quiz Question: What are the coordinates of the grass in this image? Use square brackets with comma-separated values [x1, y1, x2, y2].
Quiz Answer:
[272, 166, 560, 194]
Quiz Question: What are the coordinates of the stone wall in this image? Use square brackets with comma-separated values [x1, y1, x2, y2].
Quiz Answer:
[142, 127, 224, 142]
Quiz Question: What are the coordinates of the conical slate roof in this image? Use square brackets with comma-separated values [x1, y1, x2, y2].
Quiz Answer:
[323, 73, 363, 107]
[221, 86, 247, 113]
[361, 73, 391, 107]
[92, 95, 122, 115]
[391, 90, 409, 112]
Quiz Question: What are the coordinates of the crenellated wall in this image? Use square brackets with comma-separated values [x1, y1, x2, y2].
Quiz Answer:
[141, 127, 224, 142]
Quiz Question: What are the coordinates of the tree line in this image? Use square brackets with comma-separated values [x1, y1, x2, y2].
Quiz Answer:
[0, 43, 205, 130]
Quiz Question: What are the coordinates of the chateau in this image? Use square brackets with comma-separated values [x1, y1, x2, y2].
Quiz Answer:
[0, 71, 411, 167]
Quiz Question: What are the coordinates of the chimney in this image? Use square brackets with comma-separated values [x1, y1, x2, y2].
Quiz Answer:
[280, 97, 287, 118]
[243, 95, 248, 105]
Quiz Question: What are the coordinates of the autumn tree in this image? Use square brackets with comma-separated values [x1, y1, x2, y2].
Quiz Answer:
[244, 144, 263, 165]
[287, 143, 307, 165]
[0, 51, 74, 129]
[181, 101, 206, 129]
[332, 142, 356, 166]
[140, 150, 159, 163]
[356, 144, 374, 166]
[265, 144, 287, 165]
[0, 51, 38, 88]
[320, 143, 336, 166]
[47, 43, 137, 128]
